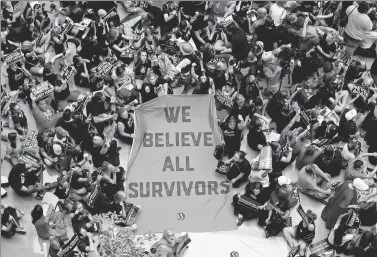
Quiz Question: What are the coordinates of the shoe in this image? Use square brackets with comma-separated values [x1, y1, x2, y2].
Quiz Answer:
[236, 217, 244, 226]
[15, 228, 26, 234]
[35, 192, 44, 200]
[1, 187, 7, 198]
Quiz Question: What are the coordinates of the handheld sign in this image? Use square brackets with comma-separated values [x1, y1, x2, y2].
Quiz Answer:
[18, 152, 40, 167]
[57, 233, 80, 257]
[23, 130, 38, 154]
[4, 49, 25, 66]
[30, 82, 54, 101]
[94, 57, 116, 78]
[73, 18, 92, 31]
[59, 66, 77, 81]
[60, 17, 74, 36]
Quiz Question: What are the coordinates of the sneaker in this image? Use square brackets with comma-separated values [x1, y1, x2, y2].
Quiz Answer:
[236, 217, 244, 226]
[15, 228, 26, 234]
[1, 187, 7, 198]
[35, 192, 45, 200]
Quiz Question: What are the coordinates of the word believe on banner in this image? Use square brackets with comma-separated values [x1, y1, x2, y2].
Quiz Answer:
[59, 66, 77, 81]
[4, 49, 25, 66]
[30, 82, 54, 101]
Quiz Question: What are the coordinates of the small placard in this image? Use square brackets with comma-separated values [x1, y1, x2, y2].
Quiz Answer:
[30, 82, 54, 101]
[4, 49, 25, 66]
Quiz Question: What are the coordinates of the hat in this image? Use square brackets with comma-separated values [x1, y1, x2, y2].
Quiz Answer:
[278, 176, 292, 186]
[363, 77, 374, 87]
[55, 127, 69, 137]
[262, 51, 274, 62]
[345, 109, 357, 121]
[352, 178, 369, 191]
[52, 144, 63, 156]
[180, 42, 194, 56]
[98, 9, 107, 17]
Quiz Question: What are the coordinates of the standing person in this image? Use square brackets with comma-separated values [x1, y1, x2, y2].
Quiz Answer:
[321, 178, 369, 229]
[344, 2, 373, 58]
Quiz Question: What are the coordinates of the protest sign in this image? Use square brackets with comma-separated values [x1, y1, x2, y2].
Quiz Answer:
[127, 95, 236, 233]
[60, 17, 74, 35]
[59, 66, 77, 81]
[94, 57, 116, 78]
[30, 81, 54, 101]
[57, 233, 79, 257]
[4, 49, 25, 66]
[18, 152, 40, 167]
[23, 130, 38, 154]
[13, 1, 27, 19]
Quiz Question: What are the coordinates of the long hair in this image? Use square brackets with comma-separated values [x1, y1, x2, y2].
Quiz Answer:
[7, 132, 17, 148]
[31, 205, 43, 225]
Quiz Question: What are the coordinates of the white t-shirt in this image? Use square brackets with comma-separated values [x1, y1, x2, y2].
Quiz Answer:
[360, 31, 377, 49]
[269, 3, 286, 27]
[345, 5, 373, 41]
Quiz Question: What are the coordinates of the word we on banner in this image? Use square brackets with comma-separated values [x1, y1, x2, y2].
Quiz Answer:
[127, 95, 236, 234]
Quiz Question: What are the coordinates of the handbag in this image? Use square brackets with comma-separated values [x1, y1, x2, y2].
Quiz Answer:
[339, 6, 356, 27]
[215, 161, 230, 175]
[214, 144, 224, 160]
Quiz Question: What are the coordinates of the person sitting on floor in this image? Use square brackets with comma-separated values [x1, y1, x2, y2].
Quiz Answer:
[298, 163, 332, 200]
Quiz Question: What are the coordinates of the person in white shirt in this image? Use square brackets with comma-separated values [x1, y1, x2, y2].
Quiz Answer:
[267, 2, 287, 27]
[344, 2, 373, 58]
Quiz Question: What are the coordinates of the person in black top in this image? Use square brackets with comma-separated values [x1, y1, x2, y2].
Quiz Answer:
[116, 107, 135, 144]
[283, 209, 317, 257]
[233, 182, 270, 226]
[69, 166, 90, 196]
[224, 151, 251, 188]
[314, 145, 342, 177]
[4, 63, 32, 92]
[1, 204, 25, 237]
[161, 2, 180, 37]
[253, 17, 279, 51]
[220, 115, 244, 158]
[140, 82, 157, 103]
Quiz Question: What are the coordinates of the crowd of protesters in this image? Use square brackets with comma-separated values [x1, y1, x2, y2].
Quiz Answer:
[1, 1, 377, 257]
